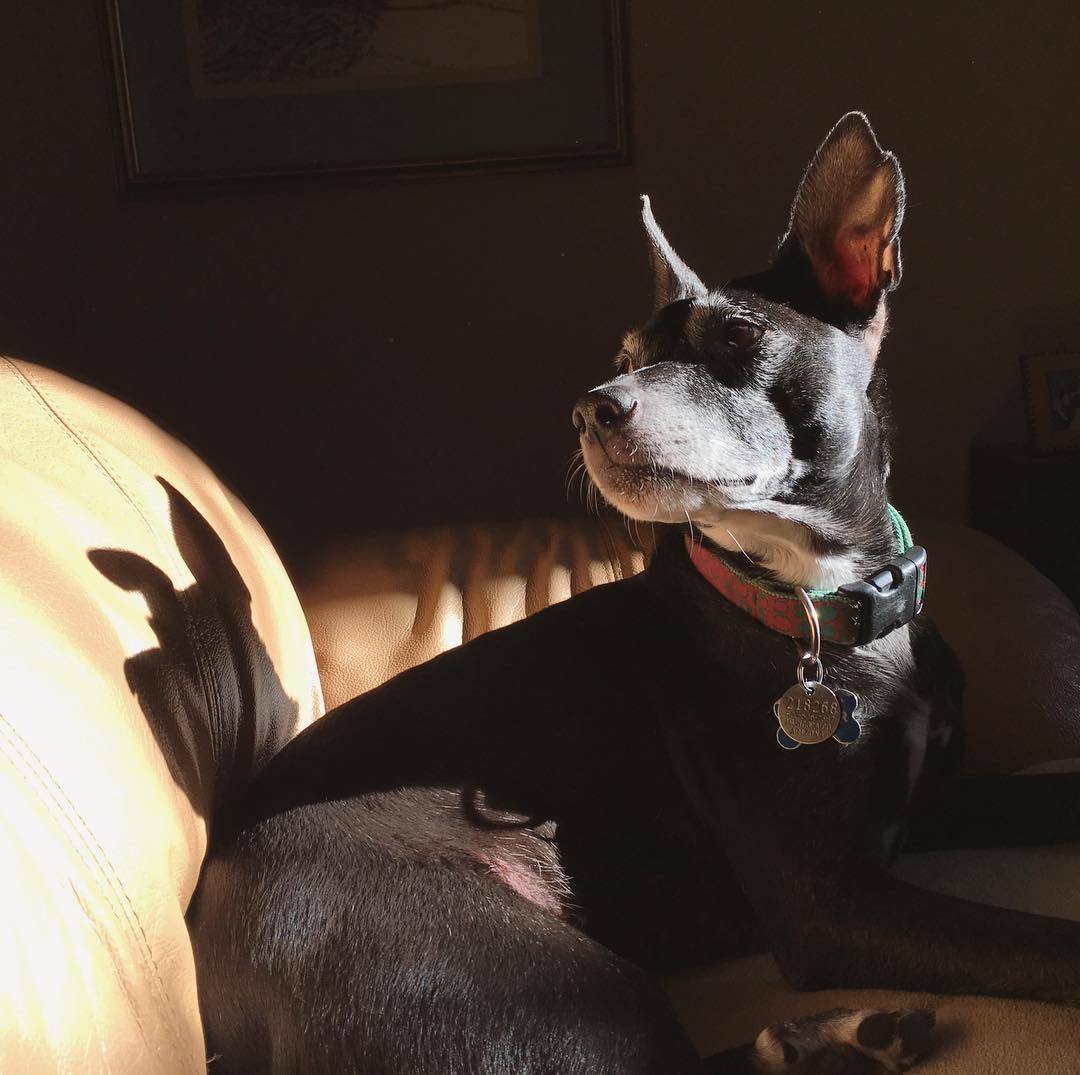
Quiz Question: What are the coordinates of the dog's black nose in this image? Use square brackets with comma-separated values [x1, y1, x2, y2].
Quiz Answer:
[572, 387, 639, 440]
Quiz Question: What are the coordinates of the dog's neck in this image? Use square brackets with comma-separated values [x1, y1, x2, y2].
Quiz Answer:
[697, 505, 891, 592]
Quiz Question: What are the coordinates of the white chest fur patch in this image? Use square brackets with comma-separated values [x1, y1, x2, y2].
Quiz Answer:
[699, 511, 858, 590]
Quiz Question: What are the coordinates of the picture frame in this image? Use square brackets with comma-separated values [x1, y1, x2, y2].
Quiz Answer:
[1021, 350, 1080, 453]
[103, 0, 630, 189]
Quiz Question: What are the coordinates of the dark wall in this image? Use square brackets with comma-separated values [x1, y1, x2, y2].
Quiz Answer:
[2, 3, 1078, 561]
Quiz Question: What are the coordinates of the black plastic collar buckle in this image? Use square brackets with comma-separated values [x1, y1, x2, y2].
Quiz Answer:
[838, 546, 927, 646]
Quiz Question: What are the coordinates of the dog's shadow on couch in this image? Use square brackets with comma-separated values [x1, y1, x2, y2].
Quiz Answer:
[88, 477, 299, 822]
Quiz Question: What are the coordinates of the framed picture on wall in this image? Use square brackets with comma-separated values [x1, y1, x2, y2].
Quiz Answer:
[1021, 351, 1080, 453]
[104, 0, 630, 187]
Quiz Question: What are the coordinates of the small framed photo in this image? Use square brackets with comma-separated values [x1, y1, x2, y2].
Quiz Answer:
[104, 0, 630, 188]
[1021, 351, 1080, 453]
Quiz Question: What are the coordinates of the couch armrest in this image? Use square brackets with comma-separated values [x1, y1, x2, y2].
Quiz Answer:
[0, 359, 324, 1073]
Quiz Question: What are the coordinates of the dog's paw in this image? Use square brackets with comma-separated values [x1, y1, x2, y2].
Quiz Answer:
[751, 1006, 935, 1073]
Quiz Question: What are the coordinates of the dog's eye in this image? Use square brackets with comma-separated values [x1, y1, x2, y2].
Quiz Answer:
[725, 319, 765, 349]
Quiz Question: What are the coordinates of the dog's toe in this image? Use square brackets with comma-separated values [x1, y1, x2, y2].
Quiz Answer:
[852, 1008, 935, 1072]
[856, 1011, 899, 1051]
[898, 1009, 935, 1057]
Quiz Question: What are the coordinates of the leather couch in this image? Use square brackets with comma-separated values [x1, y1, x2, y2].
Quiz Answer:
[3, 359, 1079, 1073]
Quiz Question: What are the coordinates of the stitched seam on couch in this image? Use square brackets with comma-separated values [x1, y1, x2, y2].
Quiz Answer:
[65, 878, 157, 1064]
[2, 357, 228, 799]
[0, 707, 197, 1065]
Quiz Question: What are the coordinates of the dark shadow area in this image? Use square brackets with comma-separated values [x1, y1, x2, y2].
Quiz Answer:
[89, 477, 299, 826]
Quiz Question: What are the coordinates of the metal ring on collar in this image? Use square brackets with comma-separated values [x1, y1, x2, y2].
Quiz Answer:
[796, 653, 824, 692]
[794, 586, 821, 663]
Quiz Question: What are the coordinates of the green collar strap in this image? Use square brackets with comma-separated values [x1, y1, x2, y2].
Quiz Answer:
[684, 504, 927, 647]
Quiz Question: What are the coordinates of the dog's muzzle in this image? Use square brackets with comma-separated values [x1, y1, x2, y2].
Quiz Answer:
[571, 386, 638, 443]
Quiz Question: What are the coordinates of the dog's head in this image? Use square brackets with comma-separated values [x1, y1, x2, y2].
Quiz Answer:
[573, 113, 906, 589]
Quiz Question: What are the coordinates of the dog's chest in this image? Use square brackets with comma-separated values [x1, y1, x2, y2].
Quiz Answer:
[552, 608, 946, 966]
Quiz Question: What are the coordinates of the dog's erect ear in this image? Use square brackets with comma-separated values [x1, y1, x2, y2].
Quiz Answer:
[641, 195, 707, 311]
[784, 113, 905, 315]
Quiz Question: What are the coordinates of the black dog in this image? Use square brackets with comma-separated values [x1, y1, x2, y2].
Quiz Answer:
[189, 114, 1080, 1074]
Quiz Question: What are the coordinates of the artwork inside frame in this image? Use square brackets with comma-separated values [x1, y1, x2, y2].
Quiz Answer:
[1021, 351, 1080, 454]
[104, 0, 630, 187]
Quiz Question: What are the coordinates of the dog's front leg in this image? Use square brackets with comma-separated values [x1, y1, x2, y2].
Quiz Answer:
[670, 739, 1080, 1006]
[705, 761, 1080, 1004]
[747, 852, 1080, 1006]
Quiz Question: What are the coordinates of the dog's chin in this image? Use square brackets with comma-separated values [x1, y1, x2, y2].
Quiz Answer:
[581, 438, 755, 524]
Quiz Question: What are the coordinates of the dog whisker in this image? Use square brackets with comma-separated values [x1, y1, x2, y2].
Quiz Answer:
[684, 511, 698, 552]
[564, 450, 586, 500]
[566, 465, 586, 502]
[725, 527, 757, 567]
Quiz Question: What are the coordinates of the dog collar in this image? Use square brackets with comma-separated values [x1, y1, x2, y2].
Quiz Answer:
[684, 505, 926, 647]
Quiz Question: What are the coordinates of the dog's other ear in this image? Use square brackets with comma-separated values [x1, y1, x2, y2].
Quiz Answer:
[784, 112, 905, 317]
[641, 195, 707, 311]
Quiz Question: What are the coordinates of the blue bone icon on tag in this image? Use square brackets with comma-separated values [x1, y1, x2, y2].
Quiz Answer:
[775, 689, 861, 750]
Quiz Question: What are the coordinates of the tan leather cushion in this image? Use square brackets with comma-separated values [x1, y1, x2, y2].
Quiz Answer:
[914, 517, 1080, 774]
[0, 358, 323, 1073]
[299, 519, 645, 709]
[299, 515, 1080, 1071]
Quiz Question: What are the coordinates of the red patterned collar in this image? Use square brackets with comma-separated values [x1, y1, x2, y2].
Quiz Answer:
[683, 506, 927, 647]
